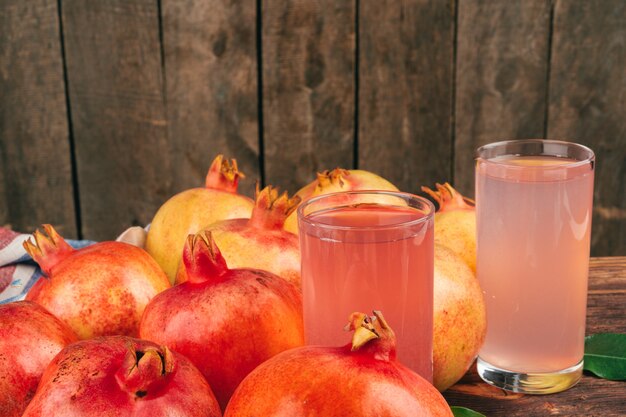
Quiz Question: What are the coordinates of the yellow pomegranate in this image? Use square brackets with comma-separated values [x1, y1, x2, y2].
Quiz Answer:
[433, 243, 486, 391]
[422, 183, 476, 272]
[284, 168, 399, 234]
[145, 156, 254, 283]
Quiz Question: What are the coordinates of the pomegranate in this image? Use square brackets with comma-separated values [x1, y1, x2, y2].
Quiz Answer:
[24, 225, 170, 339]
[422, 183, 476, 272]
[145, 155, 254, 283]
[0, 301, 77, 417]
[224, 311, 453, 416]
[433, 244, 486, 391]
[284, 168, 400, 234]
[140, 231, 304, 410]
[21, 336, 221, 417]
[176, 185, 301, 288]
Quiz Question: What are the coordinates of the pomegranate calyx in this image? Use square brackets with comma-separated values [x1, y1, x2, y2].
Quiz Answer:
[115, 345, 174, 399]
[316, 168, 350, 191]
[346, 311, 396, 361]
[421, 182, 475, 212]
[23, 224, 74, 277]
[183, 231, 229, 284]
[250, 185, 301, 230]
[205, 154, 245, 193]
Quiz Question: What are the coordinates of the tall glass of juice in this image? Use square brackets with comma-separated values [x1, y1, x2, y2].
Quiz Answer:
[475, 139, 595, 394]
[297, 191, 435, 381]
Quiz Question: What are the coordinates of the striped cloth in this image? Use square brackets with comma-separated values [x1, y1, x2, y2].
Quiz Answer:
[0, 228, 93, 304]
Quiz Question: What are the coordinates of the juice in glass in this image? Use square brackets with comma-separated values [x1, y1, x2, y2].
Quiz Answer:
[475, 139, 595, 394]
[298, 191, 434, 381]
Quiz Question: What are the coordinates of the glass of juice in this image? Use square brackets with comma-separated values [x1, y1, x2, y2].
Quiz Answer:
[297, 191, 435, 381]
[475, 139, 595, 394]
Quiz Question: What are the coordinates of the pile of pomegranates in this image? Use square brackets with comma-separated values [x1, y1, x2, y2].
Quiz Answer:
[0, 154, 491, 415]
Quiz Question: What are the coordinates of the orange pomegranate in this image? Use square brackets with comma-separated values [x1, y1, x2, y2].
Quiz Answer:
[225, 311, 453, 416]
[24, 225, 170, 339]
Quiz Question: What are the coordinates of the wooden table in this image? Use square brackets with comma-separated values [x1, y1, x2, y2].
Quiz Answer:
[443, 257, 626, 416]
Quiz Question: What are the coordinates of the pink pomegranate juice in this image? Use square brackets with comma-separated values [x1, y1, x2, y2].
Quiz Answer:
[476, 155, 594, 373]
[299, 203, 434, 381]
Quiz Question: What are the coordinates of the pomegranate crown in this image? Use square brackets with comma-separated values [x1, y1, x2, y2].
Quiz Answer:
[182, 231, 229, 283]
[421, 182, 474, 212]
[316, 168, 350, 189]
[346, 310, 396, 361]
[205, 154, 245, 193]
[23, 224, 74, 277]
[250, 184, 301, 229]
[116, 343, 175, 399]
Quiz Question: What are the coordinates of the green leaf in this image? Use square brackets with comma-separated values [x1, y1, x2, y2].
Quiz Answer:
[451, 406, 486, 417]
[583, 333, 626, 380]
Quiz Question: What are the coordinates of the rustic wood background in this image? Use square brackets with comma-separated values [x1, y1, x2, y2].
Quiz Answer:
[1, 0, 624, 256]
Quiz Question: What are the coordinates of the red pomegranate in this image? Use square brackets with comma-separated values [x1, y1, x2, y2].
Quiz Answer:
[225, 311, 453, 417]
[176, 185, 301, 288]
[0, 301, 78, 417]
[284, 168, 400, 234]
[24, 225, 170, 339]
[146, 155, 254, 283]
[140, 231, 304, 410]
[21, 336, 221, 417]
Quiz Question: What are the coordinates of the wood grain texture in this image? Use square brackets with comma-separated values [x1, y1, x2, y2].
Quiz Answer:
[61, 0, 170, 240]
[359, 0, 454, 194]
[444, 257, 626, 416]
[0, 0, 76, 237]
[548, 0, 626, 257]
[162, 0, 260, 198]
[586, 257, 626, 335]
[454, 0, 551, 197]
[263, 0, 355, 193]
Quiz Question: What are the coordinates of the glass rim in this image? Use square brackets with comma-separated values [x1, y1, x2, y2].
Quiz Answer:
[475, 139, 595, 170]
[296, 190, 435, 232]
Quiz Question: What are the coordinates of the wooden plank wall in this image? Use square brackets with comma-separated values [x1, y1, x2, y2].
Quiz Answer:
[1, 0, 624, 256]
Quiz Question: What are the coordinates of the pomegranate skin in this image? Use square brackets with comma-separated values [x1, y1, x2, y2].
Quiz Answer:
[0, 301, 78, 417]
[25, 225, 171, 339]
[176, 185, 301, 288]
[140, 232, 304, 410]
[145, 155, 254, 283]
[284, 168, 399, 234]
[21, 336, 222, 417]
[422, 183, 476, 272]
[433, 244, 486, 391]
[191, 217, 300, 288]
[225, 312, 452, 417]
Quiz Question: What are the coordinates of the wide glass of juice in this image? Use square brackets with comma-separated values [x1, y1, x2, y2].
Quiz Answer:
[297, 191, 435, 381]
[475, 139, 595, 394]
